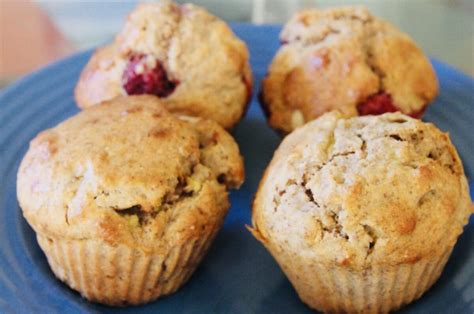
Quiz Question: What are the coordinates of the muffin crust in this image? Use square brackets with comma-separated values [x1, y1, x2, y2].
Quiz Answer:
[75, 1, 252, 129]
[18, 95, 244, 251]
[250, 112, 472, 312]
[261, 6, 439, 134]
[252, 112, 471, 267]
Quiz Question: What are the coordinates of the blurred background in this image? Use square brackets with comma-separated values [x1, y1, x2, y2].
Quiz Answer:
[0, 0, 473, 88]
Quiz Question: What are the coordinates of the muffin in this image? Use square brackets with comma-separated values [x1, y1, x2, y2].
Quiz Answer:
[260, 6, 439, 134]
[17, 95, 244, 305]
[250, 111, 472, 313]
[75, 1, 252, 129]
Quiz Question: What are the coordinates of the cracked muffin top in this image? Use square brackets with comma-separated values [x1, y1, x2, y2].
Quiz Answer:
[260, 6, 439, 134]
[75, 0, 252, 129]
[251, 112, 472, 267]
[17, 95, 244, 250]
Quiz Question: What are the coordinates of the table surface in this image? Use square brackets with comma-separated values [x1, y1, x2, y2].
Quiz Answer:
[1, 0, 472, 89]
[36, 0, 473, 76]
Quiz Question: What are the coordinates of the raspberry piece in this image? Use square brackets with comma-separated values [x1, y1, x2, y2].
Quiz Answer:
[357, 92, 426, 118]
[357, 92, 398, 116]
[122, 54, 177, 97]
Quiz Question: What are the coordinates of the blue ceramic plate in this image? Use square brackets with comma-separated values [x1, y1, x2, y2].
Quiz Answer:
[0, 24, 473, 313]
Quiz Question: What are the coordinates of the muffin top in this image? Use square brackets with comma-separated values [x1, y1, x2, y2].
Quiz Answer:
[252, 112, 472, 267]
[75, 0, 252, 129]
[261, 6, 438, 133]
[17, 96, 244, 251]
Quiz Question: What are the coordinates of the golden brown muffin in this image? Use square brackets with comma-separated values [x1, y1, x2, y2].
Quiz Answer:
[17, 95, 244, 306]
[250, 111, 472, 313]
[75, 1, 252, 129]
[260, 6, 439, 134]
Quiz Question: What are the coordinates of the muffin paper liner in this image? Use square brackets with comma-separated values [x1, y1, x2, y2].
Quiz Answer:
[274, 246, 453, 313]
[37, 231, 215, 306]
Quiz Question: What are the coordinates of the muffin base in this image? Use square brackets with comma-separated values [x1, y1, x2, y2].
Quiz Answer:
[273, 247, 453, 313]
[37, 232, 216, 306]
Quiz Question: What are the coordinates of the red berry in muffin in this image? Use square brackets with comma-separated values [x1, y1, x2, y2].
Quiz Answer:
[357, 92, 398, 116]
[122, 54, 177, 97]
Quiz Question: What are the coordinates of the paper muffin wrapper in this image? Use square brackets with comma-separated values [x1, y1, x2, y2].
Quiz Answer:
[276, 246, 454, 313]
[36, 231, 216, 306]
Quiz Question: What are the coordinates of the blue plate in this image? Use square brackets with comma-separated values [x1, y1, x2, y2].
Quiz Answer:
[0, 24, 473, 313]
